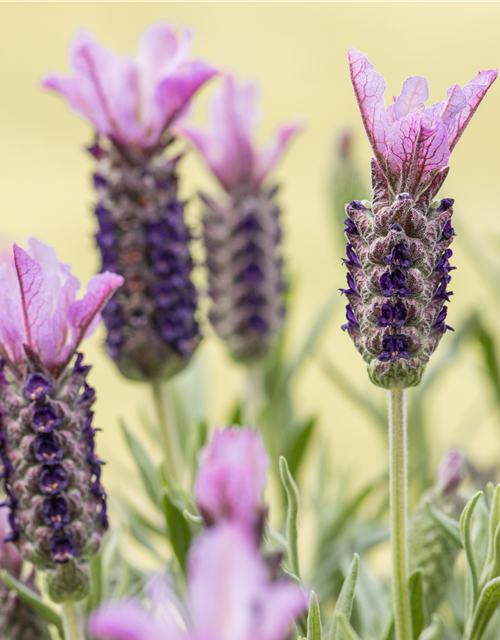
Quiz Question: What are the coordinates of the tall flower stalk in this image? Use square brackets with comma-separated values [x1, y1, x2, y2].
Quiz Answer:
[344, 47, 497, 640]
[0, 238, 123, 638]
[42, 23, 217, 481]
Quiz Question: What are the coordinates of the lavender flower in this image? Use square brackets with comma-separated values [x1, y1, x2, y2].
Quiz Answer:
[0, 238, 123, 602]
[341, 48, 497, 388]
[179, 74, 303, 361]
[194, 427, 269, 537]
[42, 24, 217, 381]
[89, 523, 306, 640]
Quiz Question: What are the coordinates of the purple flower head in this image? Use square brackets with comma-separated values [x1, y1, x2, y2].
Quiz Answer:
[378, 335, 410, 362]
[89, 523, 307, 640]
[0, 239, 123, 378]
[438, 220, 456, 243]
[433, 306, 454, 334]
[343, 217, 359, 235]
[436, 450, 466, 494]
[178, 74, 304, 196]
[348, 47, 497, 196]
[341, 304, 359, 332]
[34, 433, 63, 465]
[342, 244, 361, 268]
[376, 302, 407, 328]
[32, 403, 62, 434]
[43, 496, 70, 531]
[50, 534, 79, 564]
[383, 242, 413, 270]
[40, 464, 68, 496]
[340, 273, 360, 298]
[194, 428, 269, 532]
[380, 270, 411, 297]
[25, 373, 52, 403]
[42, 24, 217, 149]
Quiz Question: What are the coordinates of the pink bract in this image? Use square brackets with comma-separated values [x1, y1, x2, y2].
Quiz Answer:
[194, 427, 269, 530]
[348, 47, 497, 197]
[42, 23, 217, 149]
[0, 238, 123, 377]
[89, 523, 307, 640]
[178, 73, 304, 196]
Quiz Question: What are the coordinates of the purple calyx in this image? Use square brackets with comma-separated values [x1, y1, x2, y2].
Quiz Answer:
[40, 464, 68, 495]
[34, 433, 63, 465]
[436, 198, 454, 213]
[342, 244, 361, 268]
[438, 220, 456, 243]
[434, 277, 454, 301]
[434, 249, 456, 275]
[341, 304, 359, 332]
[344, 217, 359, 235]
[398, 193, 412, 201]
[377, 335, 410, 361]
[340, 273, 360, 298]
[43, 496, 70, 531]
[25, 373, 52, 403]
[433, 306, 454, 333]
[348, 200, 367, 211]
[32, 403, 62, 435]
[383, 242, 413, 270]
[50, 534, 80, 564]
[380, 270, 411, 297]
[73, 352, 91, 376]
[389, 223, 403, 232]
[376, 302, 407, 328]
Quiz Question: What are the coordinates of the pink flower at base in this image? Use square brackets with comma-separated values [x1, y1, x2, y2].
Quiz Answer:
[0, 238, 123, 378]
[42, 23, 217, 149]
[88, 523, 307, 640]
[348, 47, 497, 198]
[436, 450, 466, 495]
[0, 508, 23, 577]
[194, 427, 269, 533]
[178, 73, 304, 196]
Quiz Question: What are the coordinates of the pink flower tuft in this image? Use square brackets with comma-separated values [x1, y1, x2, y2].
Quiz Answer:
[194, 427, 269, 532]
[0, 238, 123, 377]
[0, 508, 23, 578]
[42, 23, 217, 149]
[436, 449, 466, 494]
[178, 73, 304, 195]
[89, 523, 307, 640]
[348, 47, 497, 197]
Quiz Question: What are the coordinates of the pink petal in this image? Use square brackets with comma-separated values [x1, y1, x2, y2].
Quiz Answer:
[393, 76, 429, 120]
[348, 47, 391, 168]
[0, 259, 26, 366]
[438, 84, 467, 130]
[448, 68, 498, 151]
[0, 509, 23, 577]
[253, 121, 305, 189]
[64, 271, 124, 359]
[137, 23, 191, 91]
[88, 601, 165, 640]
[258, 583, 308, 640]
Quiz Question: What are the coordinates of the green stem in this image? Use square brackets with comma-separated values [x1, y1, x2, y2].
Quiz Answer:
[244, 364, 261, 426]
[151, 380, 180, 483]
[388, 388, 412, 640]
[62, 602, 84, 640]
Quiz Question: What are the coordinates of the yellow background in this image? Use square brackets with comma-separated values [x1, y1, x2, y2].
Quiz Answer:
[1, 2, 500, 569]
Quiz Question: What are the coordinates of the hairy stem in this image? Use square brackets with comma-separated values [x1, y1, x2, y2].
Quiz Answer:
[62, 602, 84, 640]
[151, 380, 181, 483]
[389, 388, 412, 640]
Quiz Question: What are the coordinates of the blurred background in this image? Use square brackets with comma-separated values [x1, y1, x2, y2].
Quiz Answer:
[1, 2, 500, 583]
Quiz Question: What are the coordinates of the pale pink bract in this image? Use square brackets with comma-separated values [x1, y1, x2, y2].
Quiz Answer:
[89, 523, 307, 640]
[0, 238, 123, 377]
[194, 427, 269, 531]
[42, 23, 217, 149]
[178, 73, 304, 195]
[348, 47, 497, 197]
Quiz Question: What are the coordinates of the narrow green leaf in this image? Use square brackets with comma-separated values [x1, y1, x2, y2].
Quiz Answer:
[163, 489, 192, 572]
[469, 577, 500, 640]
[409, 569, 425, 640]
[286, 418, 316, 479]
[329, 554, 359, 640]
[474, 319, 500, 407]
[183, 509, 203, 525]
[461, 492, 483, 615]
[333, 613, 362, 640]
[425, 500, 462, 547]
[120, 420, 161, 508]
[0, 570, 64, 638]
[279, 456, 301, 580]
[307, 591, 323, 640]
[419, 614, 443, 640]
[485, 485, 500, 569]
[85, 551, 102, 615]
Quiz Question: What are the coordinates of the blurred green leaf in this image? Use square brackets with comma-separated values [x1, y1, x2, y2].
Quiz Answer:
[85, 552, 102, 615]
[469, 577, 500, 640]
[333, 613, 363, 640]
[307, 591, 323, 640]
[286, 417, 316, 479]
[163, 488, 192, 573]
[419, 614, 443, 640]
[120, 420, 162, 509]
[461, 492, 484, 615]
[329, 554, 359, 640]
[409, 570, 425, 640]
[425, 501, 462, 548]
[473, 317, 500, 407]
[279, 456, 301, 580]
[0, 570, 63, 638]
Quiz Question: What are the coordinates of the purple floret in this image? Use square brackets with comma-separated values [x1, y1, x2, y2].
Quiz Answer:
[377, 335, 410, 361]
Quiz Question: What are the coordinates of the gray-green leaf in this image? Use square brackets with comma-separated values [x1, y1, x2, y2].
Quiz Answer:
[409, 569, 425, 640]
[329, 554, 359, 640]
[419, 614, 443, 640]
[469, 577, 500, 640]
[425, 500, 462, 548]
[279, 456, 301, 580]
[307, 591, 323, 640]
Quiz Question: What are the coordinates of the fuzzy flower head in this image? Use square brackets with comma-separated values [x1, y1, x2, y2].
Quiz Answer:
[0, 238, 123, 378]
[178, 73, 304, 196]
[89, 523, 307, 640]
[194, 427, 269, 533]
[348, 47, 497, 198]
[42, 23, 217, 149]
